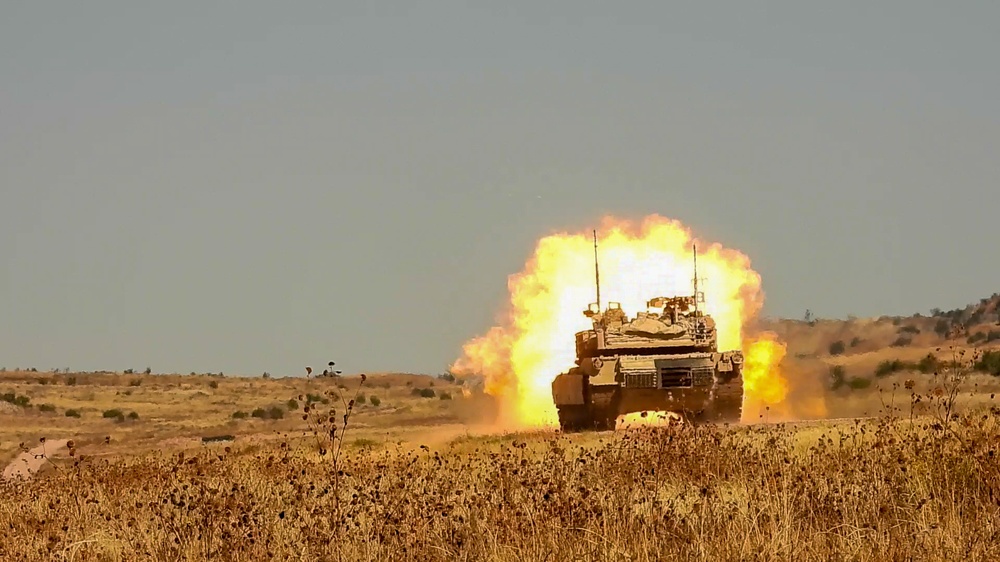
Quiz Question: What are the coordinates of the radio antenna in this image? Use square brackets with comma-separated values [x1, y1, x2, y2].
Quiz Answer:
[593, 230, 601, 311]
[692, 243, 699, 315]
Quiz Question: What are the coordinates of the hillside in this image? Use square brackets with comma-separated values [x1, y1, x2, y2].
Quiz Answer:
[750, 293, 1000, 421]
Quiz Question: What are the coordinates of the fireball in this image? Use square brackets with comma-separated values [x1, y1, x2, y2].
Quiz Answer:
[452, 214, 784, 428]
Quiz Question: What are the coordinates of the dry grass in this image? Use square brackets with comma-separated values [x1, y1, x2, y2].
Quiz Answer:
[2, 364, 1000, 561]
[2, 406, 999, 561]
[3, 341, 1000, 560]
[0, 371, 476, 465]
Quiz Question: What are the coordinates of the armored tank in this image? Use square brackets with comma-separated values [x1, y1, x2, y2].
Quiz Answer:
[550, 243, 744, 431]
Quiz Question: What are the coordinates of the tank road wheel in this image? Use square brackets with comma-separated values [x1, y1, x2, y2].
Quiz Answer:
[557, 405, 591, 432]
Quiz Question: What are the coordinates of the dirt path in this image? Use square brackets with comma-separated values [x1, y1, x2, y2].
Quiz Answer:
[2, 439, 70, 481]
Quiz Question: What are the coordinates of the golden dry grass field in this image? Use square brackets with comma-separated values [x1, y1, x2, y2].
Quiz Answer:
[2, 303, 1000, 561]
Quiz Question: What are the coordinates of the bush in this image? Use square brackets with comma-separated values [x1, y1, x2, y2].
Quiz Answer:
[417, 388, 436, 398]
[968, 332, 987, 344]
[934, 319, 950, 337]
[209, 381, 219, 389]
[917, 353, 939, 374]
[355, 394, 366, 405]
[849, 337, 862, 348]
[306, 393, 330, 405]
[439, 392, 452, 400]
[65, 409, 81, 418]
[127, 411, 139, 420]
[37, 403, 57, 413]
[65, 376, 77, 386]
[2, 393, 33, 407]
[899, 325, 921, 335]
[251, 408, 268, 419]
[103, 409, 125, 422]
[875, 359, 914, 377]
[976, 351, 1000, 376]
[847, 377, 872, 390]
[890, 336, 912, 348]
[267, 406, 285, 420]
[232, 411, 249, 419]
[286, 399, 299, 411]
[130, 379, 142, 387]
[828, 340, 846, 356]
[369, 396, 381, 407]
[988, 330, 1000, 343]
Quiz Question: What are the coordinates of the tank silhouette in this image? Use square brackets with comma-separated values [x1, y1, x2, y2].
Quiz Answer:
[550, 238, 744, 431]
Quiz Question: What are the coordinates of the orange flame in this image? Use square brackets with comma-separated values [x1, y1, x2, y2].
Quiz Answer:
[452, 214, 777, 428]
[741, 333, 789, 421]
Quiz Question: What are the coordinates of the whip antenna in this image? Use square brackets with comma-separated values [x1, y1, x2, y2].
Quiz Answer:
[593, 230, 601, 311]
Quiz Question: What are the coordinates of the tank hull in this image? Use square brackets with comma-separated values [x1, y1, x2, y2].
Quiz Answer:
[551, 351, 744, 431]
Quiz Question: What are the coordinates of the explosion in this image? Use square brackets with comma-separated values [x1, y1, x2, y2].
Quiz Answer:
[451, 214, 783, 428]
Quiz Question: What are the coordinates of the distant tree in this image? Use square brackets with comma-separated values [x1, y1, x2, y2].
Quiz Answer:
[804, 309, 814, 325]
[934, 319, 951, 338]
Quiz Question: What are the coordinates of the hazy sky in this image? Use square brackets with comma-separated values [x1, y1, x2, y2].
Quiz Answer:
[2, 2, 998, 377]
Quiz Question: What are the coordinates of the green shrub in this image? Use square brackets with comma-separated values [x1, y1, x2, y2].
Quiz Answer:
[899, 325, 921, 335]
[875, 359, 914, 377]
[890, 336, 912, 348]
[968, 332, 987, 344]
[65, 409, 81, 418]
[439, 392, 452, 400]
[355, 394, 366, 405]
[976, 351, 1000, 376]
[847, 377, 872, 390]
[849, 337, 862, 348]
[917, 353, 939, 374]
[129, 379, 142, 387]
[127, 411, 139, 420]
[267, 406, 285, 419]
[369, 396, 381, 407]
[286, 399, 299, 411]
[231, 410, 249, 419]
[251, 408, 268, 419]
[209, 380, 219, 389]
[37, 403, 57, 413]
[934, 319, 950, 337]
[419, 388, 436, 398]
[65, 376, 77, 386]
[828, 340, 846, 356]
[103, 409, 125, 422]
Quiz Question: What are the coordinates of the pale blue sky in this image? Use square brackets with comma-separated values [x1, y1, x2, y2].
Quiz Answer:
[2, 2, 998, 376]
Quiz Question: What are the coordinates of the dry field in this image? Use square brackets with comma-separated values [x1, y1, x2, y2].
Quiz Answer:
[1, 360, 999, 560]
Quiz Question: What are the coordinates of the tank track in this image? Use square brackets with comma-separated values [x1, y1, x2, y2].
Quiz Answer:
[557, 386, 619, 432]
[691, 373, 743, 425]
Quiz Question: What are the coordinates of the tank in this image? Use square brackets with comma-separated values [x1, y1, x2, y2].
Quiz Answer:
[550, 243, 744, 431]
